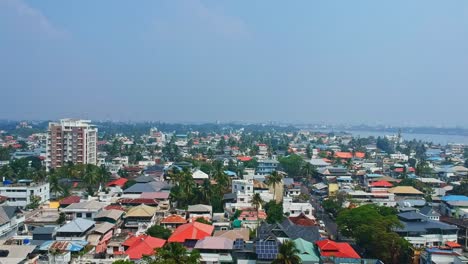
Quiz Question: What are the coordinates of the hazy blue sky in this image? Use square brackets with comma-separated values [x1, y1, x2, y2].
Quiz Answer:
[1, 0, 468, 126]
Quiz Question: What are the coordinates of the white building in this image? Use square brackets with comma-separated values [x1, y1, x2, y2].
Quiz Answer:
[46, 119, 97, 170]
[390, 153, 409, 162]
[282, 197, 314, 219]
[347, 190, 396, 207]
[0, 182, 50, 208]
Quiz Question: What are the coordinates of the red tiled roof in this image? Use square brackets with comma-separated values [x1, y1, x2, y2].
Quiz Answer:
[289, 213, 316, 226]
[59, 195, 81, 206]
[161, 214, 187, 224]
[369, 180, 393, 187]
[355, 152, 365, 158]
[316, 239, 360, 259]
[168, 222, 214, 243]
[237, 156, 252, 162]
[123, 234, 166, 260]
[118, 198, 159, 206]
[106, 178, 128, 187]
[445, 241, 462, 248]
[334, 152, 353, 159]
[105, 205, 126, 211]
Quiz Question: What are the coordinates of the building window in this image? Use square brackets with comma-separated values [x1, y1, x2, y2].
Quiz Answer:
[86, 213, 92, 218]
[77, 213, 82, 218]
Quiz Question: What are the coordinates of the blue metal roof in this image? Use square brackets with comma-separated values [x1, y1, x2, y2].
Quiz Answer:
[442, 195, 468, 202]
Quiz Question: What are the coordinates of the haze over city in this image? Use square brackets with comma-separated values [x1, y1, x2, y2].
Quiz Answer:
[1, 0, 468, 126]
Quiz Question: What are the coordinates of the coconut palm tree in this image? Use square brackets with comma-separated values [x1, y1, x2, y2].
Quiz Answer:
[212, 160, 229, 189]
[301, 163, 317, 185]
[49, 172, 61, 198]
[154, 242, 201, 263]
[251, 193, 264, 231]
[266, 170, 283, 201]
[272, 240, 302, 264]
[251, 193, 263, 212]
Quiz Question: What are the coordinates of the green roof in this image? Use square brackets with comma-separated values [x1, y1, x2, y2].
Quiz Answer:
[232, 219, 242, 228]
[294, 238, 320, 262]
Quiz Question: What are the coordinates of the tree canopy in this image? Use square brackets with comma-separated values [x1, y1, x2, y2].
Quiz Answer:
[146, 225, 172, 240]
[336, 204, 411, 264]
[279, 154, 304, 177]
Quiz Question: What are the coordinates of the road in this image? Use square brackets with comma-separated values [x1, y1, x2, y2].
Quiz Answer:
[310, 195, 339, 240]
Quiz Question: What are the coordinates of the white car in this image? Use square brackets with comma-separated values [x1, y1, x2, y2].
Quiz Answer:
[319, 220, 325, 228]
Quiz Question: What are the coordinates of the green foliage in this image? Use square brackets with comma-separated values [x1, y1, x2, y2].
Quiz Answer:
[194, 217, 212, 225]
[322, 191, 348, 217]
[264, 200, 284, 224]
[57, 212, 66, 225]
[336, 204, 411, 264]
[152, 242, 201, 264]
[123, 179, 136, 190]
[0, 147, 12, 161]
[266, 171, 283, 200]
[112, 260, 134, 264]
[146, 225, 172, 240]
[322, 198, 343, 218]
[26, 195, 41, 210]
[376, 136, 394, 154]
[243, 158, 258, 168]
[279, 154, 304, 177]
[272, 240, 301, 264]
[451, 181, 468, 196]
[230, 210, 241, 221]
[415, 160, 433, 177]
[397, 179, 433, 201]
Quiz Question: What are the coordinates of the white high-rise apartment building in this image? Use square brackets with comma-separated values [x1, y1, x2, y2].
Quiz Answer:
[46, 119, 97, 170]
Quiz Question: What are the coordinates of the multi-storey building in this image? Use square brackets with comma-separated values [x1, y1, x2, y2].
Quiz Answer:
[0, 181, 50, 208]
[46, 119, 97, 170]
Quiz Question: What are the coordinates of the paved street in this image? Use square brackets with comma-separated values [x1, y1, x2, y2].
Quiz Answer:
[310, 195, 339, 240]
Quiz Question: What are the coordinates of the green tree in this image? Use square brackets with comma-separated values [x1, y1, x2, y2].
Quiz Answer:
[266, 171, 283, 201]
[112, 260, 133, 264]
[306, 144, 312, 159]
[264, 200, 284, 224]
[279, 154, 304, 177]
[57, 212, 66, 225]
[251, 193, 264, 230]
[195, 217, 212, 225]
[153, 242, 201, 264]
[49, 172, 61, 198]
[451, 181, 468, 196]
[336, 204, 411, 264]
[26, 195, 41, 210]
[0, 147, 12, 161]
[146, 225, 172, 240]
[272, 240, 301, 264]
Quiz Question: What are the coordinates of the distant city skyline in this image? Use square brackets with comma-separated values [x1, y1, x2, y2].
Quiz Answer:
[2, 0, 468, 126]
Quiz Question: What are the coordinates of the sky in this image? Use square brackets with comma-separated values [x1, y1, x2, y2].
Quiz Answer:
[1, 0, 468, 126]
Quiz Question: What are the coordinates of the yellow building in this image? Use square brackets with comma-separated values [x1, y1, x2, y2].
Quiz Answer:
[328, 183, 339, 196]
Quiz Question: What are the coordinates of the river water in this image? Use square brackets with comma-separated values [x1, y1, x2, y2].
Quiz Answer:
[317, 130, 468, 145]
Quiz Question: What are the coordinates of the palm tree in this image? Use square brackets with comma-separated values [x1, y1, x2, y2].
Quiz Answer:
[154, 242, 201, 263]
[272, 240, 301, 264]
[97, 165, 111, 190]
[266, 171, 283, 202]
[49, 172, 61, 198]
[251, 193, 264, 230]
[212, 161, 229, 189]
[301, 163, 317, 185]
[199, 179, 212, 204]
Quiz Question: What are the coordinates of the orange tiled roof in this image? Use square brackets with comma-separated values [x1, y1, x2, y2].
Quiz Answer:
[161, 214, 187, 224]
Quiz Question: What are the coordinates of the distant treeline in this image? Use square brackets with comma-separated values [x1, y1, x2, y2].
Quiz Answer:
[0, 120, 298, 138]
[346, 125, 468, 136]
